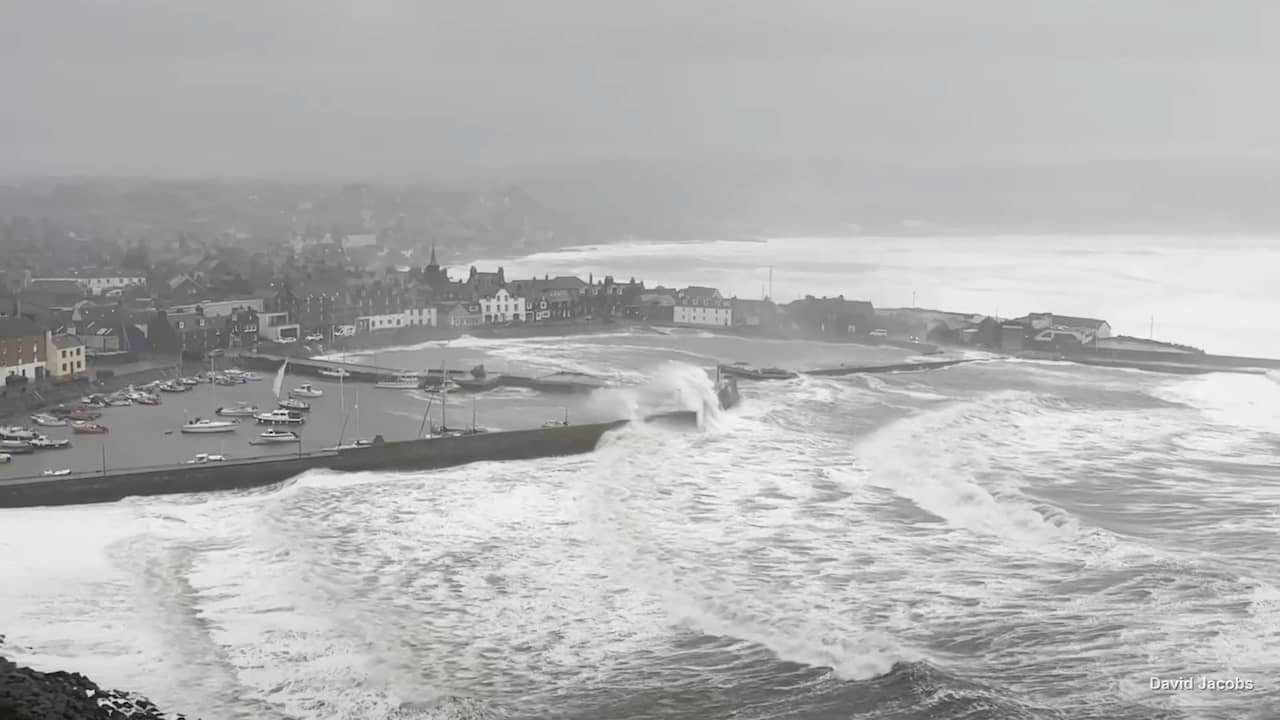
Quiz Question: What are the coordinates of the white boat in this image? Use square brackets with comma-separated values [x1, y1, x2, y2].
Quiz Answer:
[241, 372, 263, 382]
[30, 413, 67, 427]
[178, 377, 201, 386]
[254, 409, 305, 425]
[375, 374, 421, 390]
[29, 435, 71, 449]
[290, 383, 324, 398]
[158, 381, 189, 393]
[105, 396, 133, 407]
[0, 439, 33, 454]
[181, 417, 239, 434]
[278, 398, 311, 411]
[214, 374, 242, 386]
[42, 468, 71, 476]
[185, 453, 227, 463]
[0, 453, 9, 463]
[216, 403, 260, 417]
[0, 426, 37, 441]
[318, 368, 350, 379]
[130, 392, 161, 405]
[253, 429, 300, 444]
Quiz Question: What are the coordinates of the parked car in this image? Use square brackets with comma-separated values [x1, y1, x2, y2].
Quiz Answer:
[276, 337, 298, 344]
[869, 329, 889, 338]
[304, 333, 324, 342]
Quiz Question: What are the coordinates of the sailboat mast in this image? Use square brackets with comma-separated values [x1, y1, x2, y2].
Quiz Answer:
[440, 360, 448, 431]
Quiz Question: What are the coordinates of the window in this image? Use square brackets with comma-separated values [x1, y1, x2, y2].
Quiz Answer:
[76, 360, 82, 370]
[62, 363, 67, 372]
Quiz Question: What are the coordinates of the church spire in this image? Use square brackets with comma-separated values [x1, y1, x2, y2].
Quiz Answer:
[428, 243, 438, 268]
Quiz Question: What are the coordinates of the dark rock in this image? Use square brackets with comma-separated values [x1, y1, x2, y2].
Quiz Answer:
[1, 651, 199, 720]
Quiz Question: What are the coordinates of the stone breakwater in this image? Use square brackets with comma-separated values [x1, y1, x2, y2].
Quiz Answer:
[1, 636, 193, 720]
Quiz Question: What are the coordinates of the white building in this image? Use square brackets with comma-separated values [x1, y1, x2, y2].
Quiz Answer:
[169, 297, 264, 318]
[355, 312, 407, 333]
[673, 286, 733, 327]
[30, 273, 147, 296]
[257, 312, 301, 343]
[342, 233, 378, 249]
[47, 334, 86, 382]
[405, 306, 438, 327]
[480, 288, 526, 323]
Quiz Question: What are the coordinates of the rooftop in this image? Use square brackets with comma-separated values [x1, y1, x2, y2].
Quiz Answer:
[0, 316, 43, 338]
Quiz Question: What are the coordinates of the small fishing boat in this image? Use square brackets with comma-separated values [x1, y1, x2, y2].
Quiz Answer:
[30, 414, 66, 427]
[318, 367, 350, 379]
[178, 377, 201, 386]
[158, 380, 190, 393]
[0, 439, 34, 454]
[216, 403, 260, 417]
[278, 398, 311, 411]
[289, 383, 324, 398]
[214, 374, 242, 386]
[375, 374, 422, 390]
[254, 409, 305, 426]
[185, 453, 227, 464]
[252, 429, 300, 444]
[0, 426, 37, 441]
[105, 395, 133, 407]
[240, 372, 263, 382]
[29, 435, 71, 449]
[42, 468, 71, 476]
[130, 392, 161, 405]
[71, 422, 108, 434]
[181, 418, 239, 434]
[80, 394, 110, 408]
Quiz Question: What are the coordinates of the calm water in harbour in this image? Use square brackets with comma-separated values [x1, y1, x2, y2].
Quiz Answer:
[2, 237, 1278, 720]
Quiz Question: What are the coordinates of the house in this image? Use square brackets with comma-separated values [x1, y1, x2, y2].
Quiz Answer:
[28, 272, 146, 296]
[355, 312, 408, 333]
[465, 267, 506, 299]
[166, 274, 206, 302]
[730, 298, 780, 328]
[169, 297, 265, 318]
[164, 307, 223, 354]
[438, 302, 484, 327]
[46, 333, 87, 382]
[1000, 322, 1028, 352]
[785, 296, 876, 337]
[68, 305, 150, 355]
[405, 306, 438, 327]
[505, 275, 587, 321]
[0, 316, 50, 384]
[257, 311, 301, 343]
[1018, 312, 1112, 346]
[480, 287, 527, 323]
[674, 286, 732, 327]
[224, 308, 259, 348]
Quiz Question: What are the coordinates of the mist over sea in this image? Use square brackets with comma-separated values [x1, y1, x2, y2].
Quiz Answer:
[2, 236, 1278, 720]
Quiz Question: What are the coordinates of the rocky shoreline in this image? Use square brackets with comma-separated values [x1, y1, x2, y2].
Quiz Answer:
[1, 637, 193, 720]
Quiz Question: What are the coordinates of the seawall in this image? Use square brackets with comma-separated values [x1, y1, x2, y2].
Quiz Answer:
[0, 412, 701, 509]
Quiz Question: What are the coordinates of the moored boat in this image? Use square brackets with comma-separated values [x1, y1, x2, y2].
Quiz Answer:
[0, 439, 34, 454]
[0, 426, 37, 441]
[71, 422, 108, 434]
[278, 398, 311, 411]
[67, 408, 103, 421]
[29, 435, 71, 449]
[0, 453, 9, 463]
[375, 373, 421, 389]
[158, 380, 190, 393]
[216, 403, 260, 417]
[318, 367, 350, 379]
[252, 428, 300, 444]
[178, 377, 201, 386]
[29, 413, 66, 427]
[254, 409, 305, 425]
[289, 383, 324, 398]
[181, 417, 239, 434]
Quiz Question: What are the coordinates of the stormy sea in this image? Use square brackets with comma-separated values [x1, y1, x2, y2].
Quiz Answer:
[3, 236, 1279, 720]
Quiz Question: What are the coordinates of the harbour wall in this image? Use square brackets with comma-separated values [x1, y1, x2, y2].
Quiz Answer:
[0, 412, 698, 509]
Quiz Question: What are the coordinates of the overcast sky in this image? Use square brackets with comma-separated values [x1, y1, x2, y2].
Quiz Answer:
[2, 0, 1277, 179]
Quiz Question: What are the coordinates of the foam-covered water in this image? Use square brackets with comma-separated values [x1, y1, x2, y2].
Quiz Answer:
[3, 333, 1279, 720]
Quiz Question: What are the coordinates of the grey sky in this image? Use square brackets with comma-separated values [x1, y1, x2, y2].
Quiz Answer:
[2, 0, 1278, 179]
